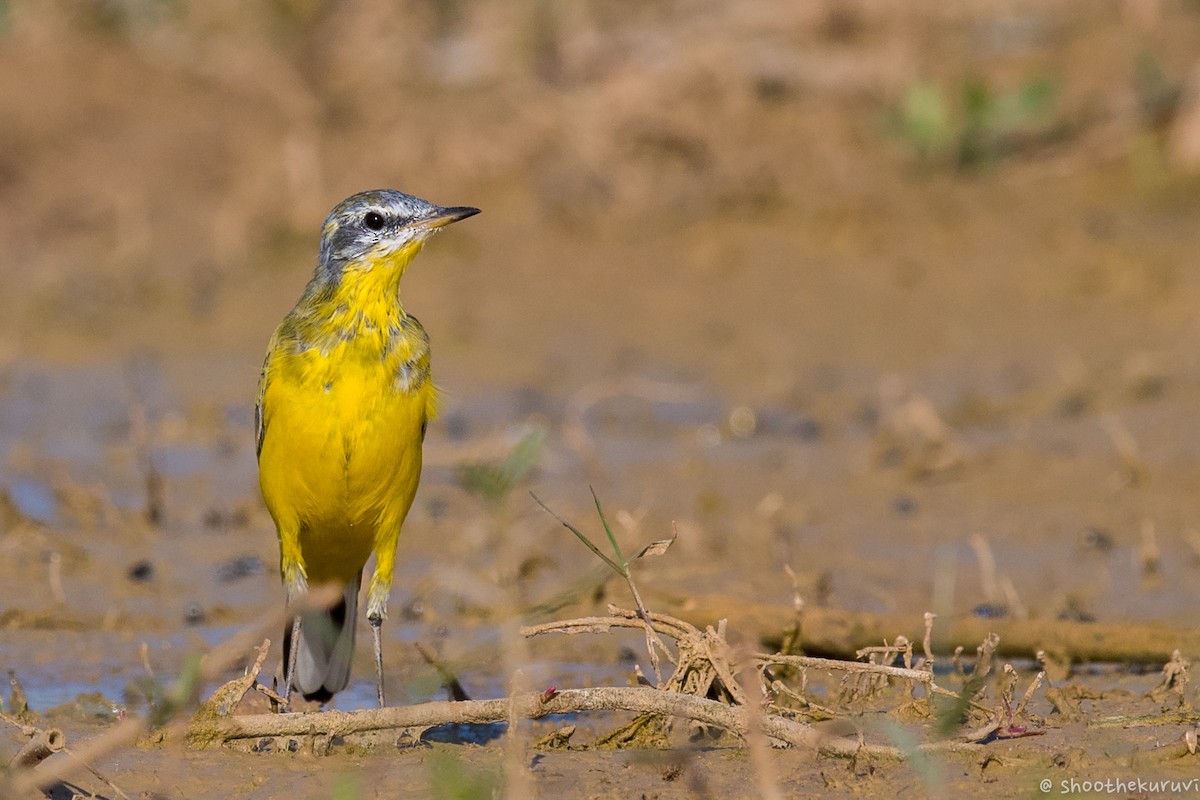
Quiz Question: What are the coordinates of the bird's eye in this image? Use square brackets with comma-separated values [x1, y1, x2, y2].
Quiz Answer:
[363, 211, 386, 231]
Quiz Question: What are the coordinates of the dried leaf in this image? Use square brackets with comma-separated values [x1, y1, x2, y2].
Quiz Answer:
[634, 535, 676, 560]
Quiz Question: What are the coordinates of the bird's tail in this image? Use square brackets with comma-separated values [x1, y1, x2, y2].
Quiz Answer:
[284, 574, 360, 703]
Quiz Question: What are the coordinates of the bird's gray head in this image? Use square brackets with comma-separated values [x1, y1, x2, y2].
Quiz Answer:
[314, 189, 479, 282]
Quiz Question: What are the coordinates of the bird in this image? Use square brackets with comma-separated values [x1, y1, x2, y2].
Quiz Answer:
[255, 189, 479, 708]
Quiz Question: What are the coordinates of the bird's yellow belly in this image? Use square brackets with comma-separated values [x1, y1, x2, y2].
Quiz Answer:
[259, 363, 428, 585]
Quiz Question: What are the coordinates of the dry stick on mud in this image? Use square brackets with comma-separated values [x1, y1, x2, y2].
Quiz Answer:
[192, 685, 988, 760]
[525, 609, 974, 710]
[755, 653, 960, 700]
[8, 726, 64, 769]
[657, 592, 1200, 664]
[2, 715, 132, 800]
[528, 610, 960, 698]
[193, 612, 992, 760]
[189, 686, 823, 747]
[6, 585, 341, 798]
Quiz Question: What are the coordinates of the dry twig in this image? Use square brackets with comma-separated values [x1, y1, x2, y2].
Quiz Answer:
[8, 727, 64, 769]
[755, 653, 959, 700]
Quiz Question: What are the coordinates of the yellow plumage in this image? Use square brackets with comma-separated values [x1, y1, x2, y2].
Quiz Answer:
[255, 190, 477, 706]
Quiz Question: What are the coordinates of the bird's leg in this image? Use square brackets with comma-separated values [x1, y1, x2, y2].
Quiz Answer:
[281, 559, 308, 713]
[283, 614, 302, 712]
[369, 609, 385, 708]
[368, 541, 397, 709]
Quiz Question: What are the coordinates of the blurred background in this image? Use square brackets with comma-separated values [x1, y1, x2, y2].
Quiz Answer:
[3, 0, 1200, 709]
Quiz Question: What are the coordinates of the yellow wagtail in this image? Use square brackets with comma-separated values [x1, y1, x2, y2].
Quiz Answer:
[256, 189, 478, 707]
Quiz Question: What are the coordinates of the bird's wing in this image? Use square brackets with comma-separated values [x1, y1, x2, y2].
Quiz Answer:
[254, 336, 278, 459]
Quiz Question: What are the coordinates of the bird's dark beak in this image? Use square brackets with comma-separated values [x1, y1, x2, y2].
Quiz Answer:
[424, 206, 480, 231]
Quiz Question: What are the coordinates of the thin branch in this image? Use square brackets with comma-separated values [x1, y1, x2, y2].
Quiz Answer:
[766, 679, 839, 718]
[922, 612, 935, 671]
[755, 654, 959, 699]
[1015, 671, 1044, 717]
[191, 686, 988, 760]
[8, 728, 64, 769]
[192, 687, 780, 752]
[521, 610, 687, 667]
[62, 748, 133, 800]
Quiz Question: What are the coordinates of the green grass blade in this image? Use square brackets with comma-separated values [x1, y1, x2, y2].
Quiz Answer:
[589, 486, 626, 567]
[531, 492, 625, 576]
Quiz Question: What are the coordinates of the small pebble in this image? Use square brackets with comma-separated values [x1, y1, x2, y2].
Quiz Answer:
[793, 416, 822, 441]
[184, 603, 206, 626]
[1082, 527, 1114, 552]
[127, 560, 154, 583]
[215, 555, 265, 584]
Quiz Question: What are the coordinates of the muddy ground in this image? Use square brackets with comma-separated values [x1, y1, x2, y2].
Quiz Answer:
[3, 1, 1200, 797]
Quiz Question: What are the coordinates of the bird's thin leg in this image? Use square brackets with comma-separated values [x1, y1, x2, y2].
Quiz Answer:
[367, 546, 396, 709]
[280, 561, 308, 713]
[369, 610, 385, 707]
[283, 615, 301, 712]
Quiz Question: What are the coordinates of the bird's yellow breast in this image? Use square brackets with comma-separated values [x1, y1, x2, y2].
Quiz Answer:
[257, 295, 436, 585]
